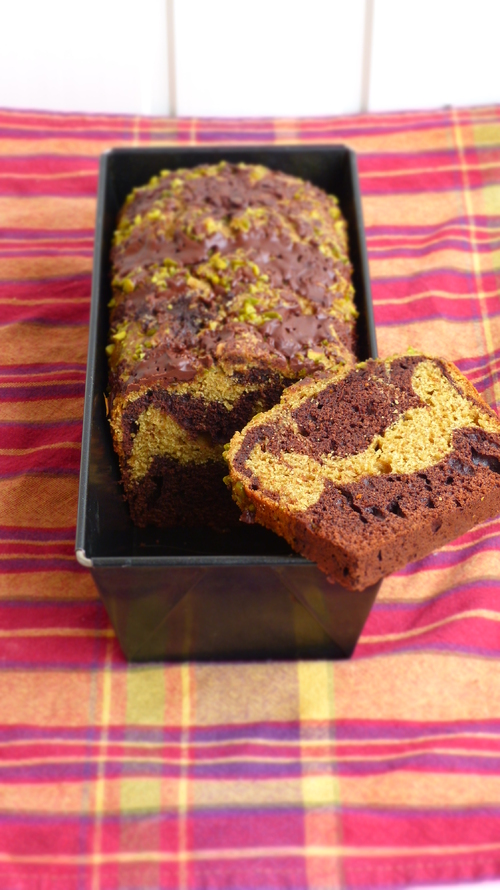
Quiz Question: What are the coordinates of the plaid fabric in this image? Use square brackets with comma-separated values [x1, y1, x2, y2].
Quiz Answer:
[1, 105, 500, 890]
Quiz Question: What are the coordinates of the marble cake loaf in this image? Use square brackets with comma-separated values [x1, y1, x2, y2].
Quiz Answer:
[107, 161, 358, 528]
[226, 353, 500, 589]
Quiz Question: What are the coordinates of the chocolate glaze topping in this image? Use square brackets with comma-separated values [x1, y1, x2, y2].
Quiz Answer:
[260, 307, 343, 371]
[108, 162, 356, 392]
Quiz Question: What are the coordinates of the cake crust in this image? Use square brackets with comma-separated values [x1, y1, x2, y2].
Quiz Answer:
[226, 353, 500, 589]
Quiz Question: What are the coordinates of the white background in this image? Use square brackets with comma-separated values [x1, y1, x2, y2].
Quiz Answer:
[1, 4, 500, 890]
[1, 0, 499, 116]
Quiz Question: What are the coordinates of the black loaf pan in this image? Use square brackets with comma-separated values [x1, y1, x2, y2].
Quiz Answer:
[76, 145, 379, 662]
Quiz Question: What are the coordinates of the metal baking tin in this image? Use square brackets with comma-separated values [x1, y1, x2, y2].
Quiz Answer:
[76, 145, 379, 661]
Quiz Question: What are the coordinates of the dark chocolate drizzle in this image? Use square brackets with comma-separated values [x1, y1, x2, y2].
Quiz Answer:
[260, 307, 340, 370]
[110, 162, 356, 388]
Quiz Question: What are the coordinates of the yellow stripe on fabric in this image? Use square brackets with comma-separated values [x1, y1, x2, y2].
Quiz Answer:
[0, 298, 90, 307]
[361, 609, 500, 645]
[0, 443, 80, 456]
[2, 236, 94, 247]
[468, 121, 500, 147]
[376, 548, 500, 606]
[369, 229, 500, 248]
[453, 109, 500, 406]
[361, 160, 500, 179]
[111, 658, 165, 890]
[120, 777, 162, 815]
[0, 257, 92, 280]
[298, 663, 333, 721]
[0, 379, 84, 390]
[369, 234, 500, 251]
[3, 841, 500, 864]
[0, 169, 97, 180]
[384, 218, 500, 233]
[0, 323, 87, 365]
[179, 663, 192, 890]
[126, 667, 166, 725]
[0, 368, 85, 377]
[0, 628, 112, 639]
[7, 743, 500, 768]
[92, 637, 114, 890]
[0, 571, 97, 601]
[482, 184, 500, 215]
[0, 537, 74, 545]
[298, 662, 342, 890]
[334, 653, 500, 722]
[370, 284, 497, 306]
[370, 250, 500, 280]
[107, 778, 179, 818]
[0, 398, 83, 424]
[0, 476, 78, 527]
[0, 196, 96, 230]
[373, 286, 500, 306]
[119, 665, 177, 878]
[297, 661, 339, 812]
[353, 127, 455, 154]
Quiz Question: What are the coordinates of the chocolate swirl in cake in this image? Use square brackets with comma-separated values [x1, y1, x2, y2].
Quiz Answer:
[227, 354, 500, 588]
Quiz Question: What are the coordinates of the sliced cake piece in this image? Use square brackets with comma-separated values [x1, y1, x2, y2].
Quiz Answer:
[226, 353, 500, 590]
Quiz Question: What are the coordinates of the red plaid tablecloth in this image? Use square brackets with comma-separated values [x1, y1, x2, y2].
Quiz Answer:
[2, 105, 500, 890]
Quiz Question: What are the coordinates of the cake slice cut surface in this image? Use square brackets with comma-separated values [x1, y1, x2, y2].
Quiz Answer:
[226, 353, 500, 589]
